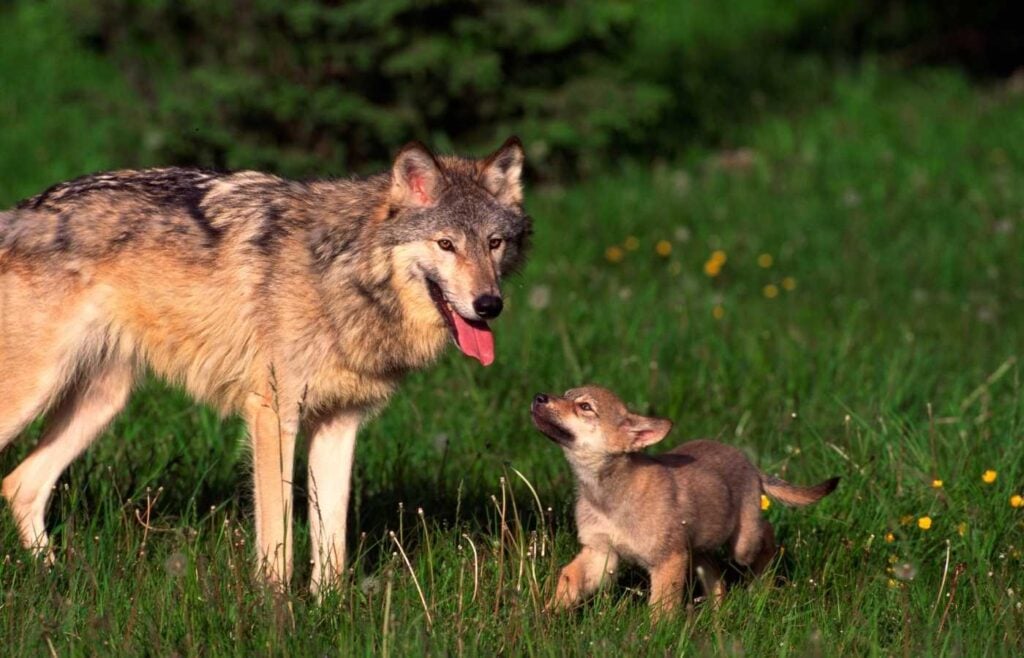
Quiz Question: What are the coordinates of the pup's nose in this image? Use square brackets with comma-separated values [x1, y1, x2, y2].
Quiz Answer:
[533, 393, 549, 405]
[473, 294, 503, 320]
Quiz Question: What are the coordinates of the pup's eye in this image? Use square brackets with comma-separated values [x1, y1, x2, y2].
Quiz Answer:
[578, 402, 594, 412]
[437, 239, 454, 251]
[489, 237, 503, 250]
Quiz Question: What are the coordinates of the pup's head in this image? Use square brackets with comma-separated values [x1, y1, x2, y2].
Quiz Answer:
[385, 137, 531, 367]
[530, 386, 673, 456]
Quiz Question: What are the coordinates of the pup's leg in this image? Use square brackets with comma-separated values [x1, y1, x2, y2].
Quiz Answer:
[245, 386, 299, 589]
[694, 555, 726, 607]
[307, 408, 362, 595]
[547, 546, 619, 611]
[2, 361, 134, 559]
[649, 551, 689, 621]
[750, 520, 778, 575]
[731, 496, 768, 568]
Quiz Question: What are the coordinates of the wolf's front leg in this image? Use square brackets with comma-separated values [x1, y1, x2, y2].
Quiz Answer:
[649, 551, 689, 621]
[245, 389, 299, 589]
[307, 408, 362, 595]
[547, 546, 619, 611]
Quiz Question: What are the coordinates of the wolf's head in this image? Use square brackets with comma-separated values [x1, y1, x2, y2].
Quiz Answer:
[530, 386, 673, 458]
[384, 137, 531, 366]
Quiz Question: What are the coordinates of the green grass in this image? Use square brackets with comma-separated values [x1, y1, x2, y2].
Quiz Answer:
[2, 6, 1024, 655]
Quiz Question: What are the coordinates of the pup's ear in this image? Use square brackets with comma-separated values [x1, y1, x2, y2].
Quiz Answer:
[391, 142, 443, 208]
[479, 136, 525, 206]
[622, 414, 673, 451]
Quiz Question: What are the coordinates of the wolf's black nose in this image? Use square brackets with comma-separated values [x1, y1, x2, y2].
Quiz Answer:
[534, 393, 549, 405]
[473, 294, 503, 319]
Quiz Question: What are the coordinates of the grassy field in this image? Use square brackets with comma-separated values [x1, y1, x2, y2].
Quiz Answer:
[2, 8, 1024, 657]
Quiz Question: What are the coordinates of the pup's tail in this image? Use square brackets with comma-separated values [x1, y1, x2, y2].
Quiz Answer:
[760, 474, 839, 507]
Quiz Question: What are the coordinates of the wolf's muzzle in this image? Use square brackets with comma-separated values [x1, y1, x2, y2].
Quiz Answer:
[473, 294, 503, 319]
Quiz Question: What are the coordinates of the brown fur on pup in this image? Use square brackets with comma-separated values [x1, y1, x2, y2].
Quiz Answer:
[531, 385, 838, 619]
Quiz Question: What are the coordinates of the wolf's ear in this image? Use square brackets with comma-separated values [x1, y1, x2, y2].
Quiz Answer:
[391, 142, 443, 208]
[479, 136, 525, 206]
[621, 414, 673, 451]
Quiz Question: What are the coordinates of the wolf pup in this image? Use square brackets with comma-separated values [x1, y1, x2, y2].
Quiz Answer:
[0, 137, 529, 592]
[531, 386, 838, 618]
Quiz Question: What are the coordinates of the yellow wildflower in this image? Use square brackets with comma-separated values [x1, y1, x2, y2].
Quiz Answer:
[983, 470, 997, 484]
[655, 240, 672, 257]
[624, 236, 640, 251]
[704, 259, 723, 277]
[1011, 495, 1024, 509]
[899, 515, 914, 526]
[711, 249, 727, 264]
[763, 284, 779, 299]
[760, 494, 771, 511]
[956, 522, 967, 537]
[781, 276, 797, 291]
[884, 532, 895, 543]
[605, 246, 624, 263]
[931, 479, 943, 489]
[918, 516, 932, 530]
[757, 253, 773, 268]
[887, 578, 900, 589]
[712, 305, 725, 320]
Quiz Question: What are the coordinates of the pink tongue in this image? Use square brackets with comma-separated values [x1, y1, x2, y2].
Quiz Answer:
[450, 311, 495, 366]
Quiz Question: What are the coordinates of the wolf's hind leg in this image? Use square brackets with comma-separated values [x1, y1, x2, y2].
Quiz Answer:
[2, 362, 134, 558]
[0, 348, 70, 452]
[750, 520, 778, 576]
[694, 555, 727, 607]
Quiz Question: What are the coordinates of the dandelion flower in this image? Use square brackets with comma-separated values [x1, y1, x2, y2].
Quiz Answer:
[164, 551, 187, 577]
[655, 240, 672, 257]
[781, 277, 797, 291]
[763, 284, 779, 299]
[957, 522, 968, 537]
[918, 516, 932, 530]
[760, 494, 771, 511]
[757, 253, 773, 268]
[931, 479, 943, 489]
[884, 532, 895, 543]
[704, 259, 723, 277]
[887, 578, 900, 589]
[712, 305, 725, 320]
[893, 561, 918, 581]
[528, 285, 551, 310]
[983, 469, 997, 484]
[1011, 495, 1024, 508]
[624, 236, 640, 251]
[711, 249, 727, 265]
[605, 245, 624, 263]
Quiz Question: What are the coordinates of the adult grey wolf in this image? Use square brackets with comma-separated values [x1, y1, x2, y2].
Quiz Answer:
[0, 137, 529, 592]
[531, 385, 838, 619]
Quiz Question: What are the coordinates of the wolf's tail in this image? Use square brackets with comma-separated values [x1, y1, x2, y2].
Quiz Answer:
[760, 474, 839, 507]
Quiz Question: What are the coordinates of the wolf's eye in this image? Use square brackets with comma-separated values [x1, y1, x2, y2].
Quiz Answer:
[437, 239, 454, 251]
[489, 237, 503, 250]
[578, 402, 594, 412]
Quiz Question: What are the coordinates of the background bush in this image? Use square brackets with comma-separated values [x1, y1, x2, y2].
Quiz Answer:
[64, 0, 1022, 179]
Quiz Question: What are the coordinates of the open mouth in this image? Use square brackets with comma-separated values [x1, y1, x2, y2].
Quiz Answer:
[426, 278, 495, 367]
[531, 408, 575, 444]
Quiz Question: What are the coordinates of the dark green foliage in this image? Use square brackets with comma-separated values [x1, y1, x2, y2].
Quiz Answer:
[64, 0, 860, 178]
